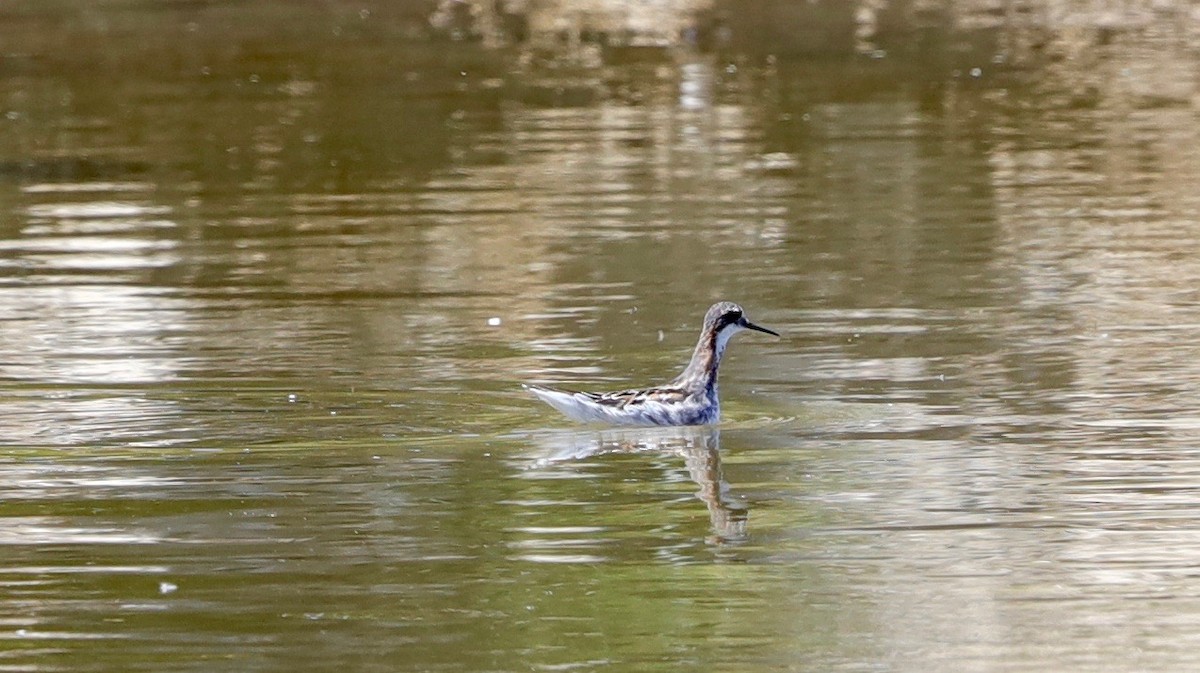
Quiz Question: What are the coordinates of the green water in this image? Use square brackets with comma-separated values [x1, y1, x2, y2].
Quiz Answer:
[4, 2, 1200, 671]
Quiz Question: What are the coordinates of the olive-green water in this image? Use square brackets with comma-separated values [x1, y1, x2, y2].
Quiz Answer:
[4, 2, 1200, 671]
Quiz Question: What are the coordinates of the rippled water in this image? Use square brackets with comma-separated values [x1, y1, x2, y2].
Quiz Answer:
[4, 3, 1200, 672]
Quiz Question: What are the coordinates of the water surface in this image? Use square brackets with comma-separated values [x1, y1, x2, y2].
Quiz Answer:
[3, 3, 1200, 672]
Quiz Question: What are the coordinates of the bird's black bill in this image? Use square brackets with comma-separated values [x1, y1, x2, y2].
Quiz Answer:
[742, 319, 780, 337]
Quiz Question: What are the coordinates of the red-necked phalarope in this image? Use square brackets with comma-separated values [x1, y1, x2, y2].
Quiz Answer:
[525, 302, 779, 426]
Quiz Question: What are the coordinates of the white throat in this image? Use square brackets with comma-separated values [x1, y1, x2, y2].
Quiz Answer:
[713, 323, 744, 362]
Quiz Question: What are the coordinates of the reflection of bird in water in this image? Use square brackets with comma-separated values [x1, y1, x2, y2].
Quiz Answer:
[526, 426, 747, 543]
[678, 432, 747, 544]
[525, 302, 779, 426]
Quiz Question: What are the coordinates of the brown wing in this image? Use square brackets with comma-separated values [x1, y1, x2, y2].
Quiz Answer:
[583, 386, 690, 409]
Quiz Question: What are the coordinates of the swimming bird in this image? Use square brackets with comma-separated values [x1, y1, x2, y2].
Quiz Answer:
[524, 302, 779, 426]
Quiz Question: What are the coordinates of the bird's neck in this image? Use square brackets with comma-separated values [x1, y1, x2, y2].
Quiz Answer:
[673, 327, 729, 394]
